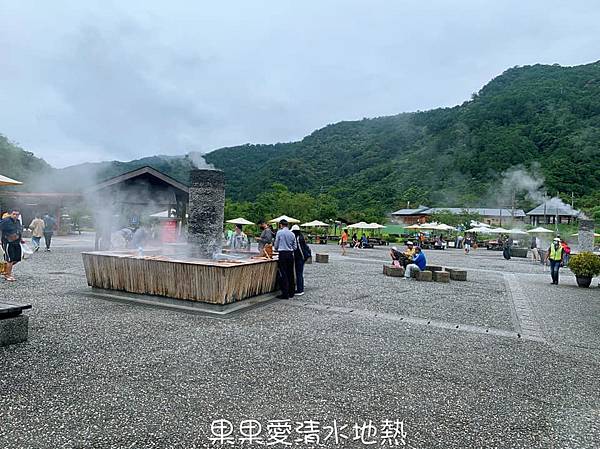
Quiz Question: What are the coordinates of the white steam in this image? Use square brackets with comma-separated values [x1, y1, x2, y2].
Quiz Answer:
[187, 151, 216, 170]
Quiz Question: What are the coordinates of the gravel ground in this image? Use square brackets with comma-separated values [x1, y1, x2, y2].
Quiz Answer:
[1, 236, 599, 448]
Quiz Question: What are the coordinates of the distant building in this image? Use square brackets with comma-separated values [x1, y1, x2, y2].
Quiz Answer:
[526, 201, 580, 225]
[391, 206, 526, 226]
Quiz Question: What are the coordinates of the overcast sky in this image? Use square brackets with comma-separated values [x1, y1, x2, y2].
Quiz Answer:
[1, 1, 599, 168]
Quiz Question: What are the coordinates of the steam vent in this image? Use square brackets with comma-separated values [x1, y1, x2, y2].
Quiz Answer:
[188, 169, 226, 258]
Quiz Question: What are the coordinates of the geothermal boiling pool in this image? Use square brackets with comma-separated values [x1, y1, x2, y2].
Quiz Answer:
[82, 248, 279, 305]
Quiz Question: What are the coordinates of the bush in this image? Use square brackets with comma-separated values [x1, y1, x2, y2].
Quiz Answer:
[568, 252, 600, 277]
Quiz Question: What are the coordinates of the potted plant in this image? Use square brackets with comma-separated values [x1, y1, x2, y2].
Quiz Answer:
[568, 252, 600, 288]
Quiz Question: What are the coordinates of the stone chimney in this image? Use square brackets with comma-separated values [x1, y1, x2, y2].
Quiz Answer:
[187, 169, 225, 258]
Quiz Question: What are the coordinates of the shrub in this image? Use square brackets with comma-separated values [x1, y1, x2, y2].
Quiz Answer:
[568, 252, 600, 277]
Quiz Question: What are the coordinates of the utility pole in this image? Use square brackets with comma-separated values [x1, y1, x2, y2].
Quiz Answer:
[543, 192, 547, 226]
[571, 192, 574, 209]
[511, 189, 515, 227]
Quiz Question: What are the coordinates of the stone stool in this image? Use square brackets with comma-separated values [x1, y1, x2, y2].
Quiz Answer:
[446, 268, 467, 281]
[383, 265, 405, 277]
[432, 271, 450, 283]
[425, 265, 443, 272]
[415, 270, 433, 281]
[315, 254, 329, 263]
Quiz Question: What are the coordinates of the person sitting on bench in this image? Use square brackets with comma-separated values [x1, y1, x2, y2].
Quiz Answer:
[405, 246, 426, 278]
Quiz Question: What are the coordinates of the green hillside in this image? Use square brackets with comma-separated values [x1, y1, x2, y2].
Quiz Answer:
[2, 61, 600, 222]
[205, 61, 600, 219]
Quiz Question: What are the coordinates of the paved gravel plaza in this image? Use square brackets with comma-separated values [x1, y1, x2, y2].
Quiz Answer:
[1, 235, 600, 448]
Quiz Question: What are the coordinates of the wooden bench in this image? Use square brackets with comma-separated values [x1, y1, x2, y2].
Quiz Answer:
[0, 302, 32, 347]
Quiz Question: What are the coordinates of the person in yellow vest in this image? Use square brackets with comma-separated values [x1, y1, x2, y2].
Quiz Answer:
[545, 237, 564, 285]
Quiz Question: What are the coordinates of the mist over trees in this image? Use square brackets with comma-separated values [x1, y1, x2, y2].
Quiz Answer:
[2, 61, 600, 222]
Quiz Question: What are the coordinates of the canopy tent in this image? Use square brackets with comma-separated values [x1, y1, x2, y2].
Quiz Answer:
[301, 220, 329, 227]
[527, 227, 554, 234]
[347, 221, 370, 229]
[0, 174, 22, 186]
[470, 220, 491, 228]
[507, 229, 528, 235]
[465, 226, 494, 233]
[433, 223, 456, 231]
[269, 215, 300, 224]
[226, 217, 255, 225]
[150, 209, 178, 218]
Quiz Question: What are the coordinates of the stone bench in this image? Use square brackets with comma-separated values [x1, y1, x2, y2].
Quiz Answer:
[445, 268, 467, 281]
[425, 265, 443, 272]
[315, 254, 329, 263]
[432, 271, 450, 283]
[415, 270, 432, 281]
[0, 302, 32, 347]
[511, 248, 528, 258]
[383, 264, 405, 277]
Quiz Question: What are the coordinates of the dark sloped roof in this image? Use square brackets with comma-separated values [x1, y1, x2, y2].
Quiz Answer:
[88, 166, 189, 194]
[527, 202, 580, 217]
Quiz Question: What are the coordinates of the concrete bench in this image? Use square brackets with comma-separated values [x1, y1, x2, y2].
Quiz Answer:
[445, 268, 467, 281]
[425, 265, 443, 272]
[0, 302, 32, 347]
[432, 271, 450, 283]
[383, 264, 405, 277]
[315, 254, 329, 263]
[415, 270, 433, 281]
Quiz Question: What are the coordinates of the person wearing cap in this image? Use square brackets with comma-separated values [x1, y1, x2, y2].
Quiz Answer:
[405, 246, 427, 278]
[291, 224, 311, 296]
[402, 241, 416, 266]
[274, 219, 297, 299]
[545, 237, 564, 285]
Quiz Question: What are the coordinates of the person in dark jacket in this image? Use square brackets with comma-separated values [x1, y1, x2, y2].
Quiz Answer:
[1, 209, 24, 281]
[291, 224, 311, 296]
[43, 213, 57, 251]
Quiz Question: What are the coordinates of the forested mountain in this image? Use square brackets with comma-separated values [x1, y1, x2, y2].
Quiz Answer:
[2, 61, 600, 221]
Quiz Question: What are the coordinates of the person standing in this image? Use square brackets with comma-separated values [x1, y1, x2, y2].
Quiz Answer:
[291, 224, 311, 296]
[43, 213, 56, 251]
[29, 214, 45, 252]
[561, 239, 571, 266]
[545, 238, 564, 285]
[340, 229, 348, 256]
[257, 221, 273, 253]
[464, 235, 472, 254]
[503, 235, 512, 260]
[530, 235, 540, 262]
[1, 209, 23, 282]
[274, 219, 297, 299]
[228, 224, 247, 250]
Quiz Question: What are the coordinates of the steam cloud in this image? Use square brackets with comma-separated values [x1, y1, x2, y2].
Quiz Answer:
[187, 151, 216, 170]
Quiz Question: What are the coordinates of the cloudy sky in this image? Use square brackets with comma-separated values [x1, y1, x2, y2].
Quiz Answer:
[1, 1, 599, 167]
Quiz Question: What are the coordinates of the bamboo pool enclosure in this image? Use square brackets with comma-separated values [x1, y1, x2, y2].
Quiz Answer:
[82, 251, 278, 305]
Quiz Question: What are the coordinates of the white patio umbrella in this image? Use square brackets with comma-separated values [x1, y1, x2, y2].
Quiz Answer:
[527, 227, 554, 234]
[417, 222, 440, 230]
[433, 223, 456, 231]
[489, 227, 510, 234]
[226, 217, 255, 225]
[507, 229, 528, 235]
[571, 232, 600, 237]
[405, 224, 423, 230]
[0, 174, 22, 186]
[269, 215, 300, 224]
[347, 221, 370, 229]
[368, 223, 387, 229]
[301, 220, 329, 227]
[465, 226, 494, 233]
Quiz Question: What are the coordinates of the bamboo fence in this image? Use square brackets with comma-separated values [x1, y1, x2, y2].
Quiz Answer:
[82, 252, 278, 304]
